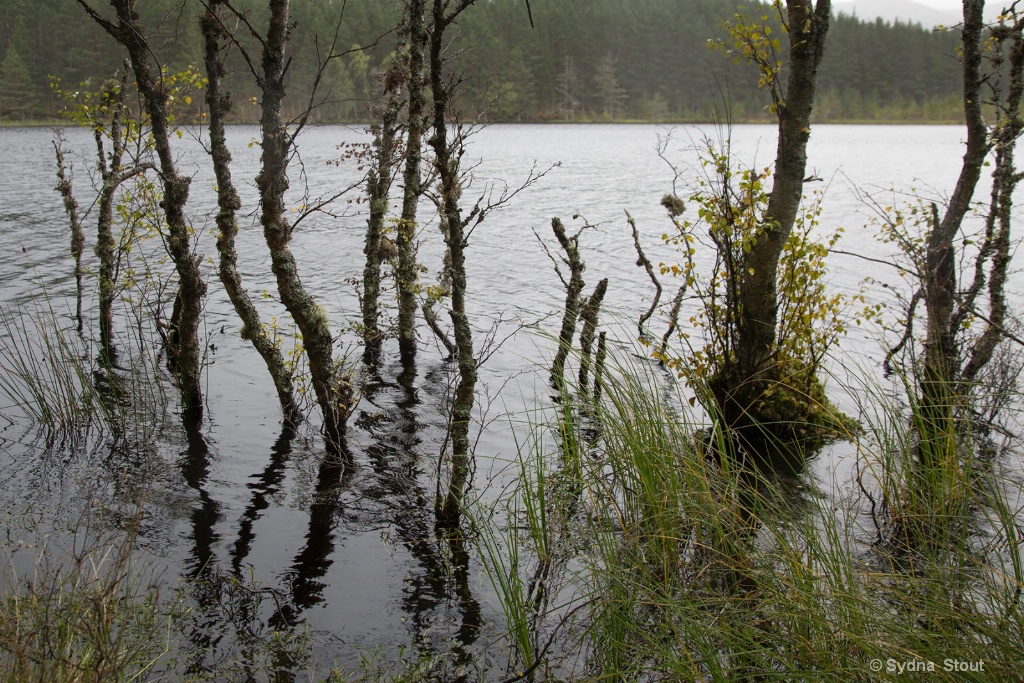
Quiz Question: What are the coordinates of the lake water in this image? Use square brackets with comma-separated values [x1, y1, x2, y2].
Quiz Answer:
[0, 123, 1015, 676]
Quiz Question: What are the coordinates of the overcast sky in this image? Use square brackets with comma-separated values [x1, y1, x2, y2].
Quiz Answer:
[914, 0, 965, 8]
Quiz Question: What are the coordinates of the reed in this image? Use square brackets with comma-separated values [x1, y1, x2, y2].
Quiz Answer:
[0, 302, 168, 445]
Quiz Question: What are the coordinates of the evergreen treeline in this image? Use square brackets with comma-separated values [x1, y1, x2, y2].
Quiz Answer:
[0, 0, 963, 123]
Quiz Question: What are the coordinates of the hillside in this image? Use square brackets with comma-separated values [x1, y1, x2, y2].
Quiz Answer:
[0, 0, 965, 123]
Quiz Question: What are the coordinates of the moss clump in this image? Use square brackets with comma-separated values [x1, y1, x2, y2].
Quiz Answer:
[710, 360, 857, 451]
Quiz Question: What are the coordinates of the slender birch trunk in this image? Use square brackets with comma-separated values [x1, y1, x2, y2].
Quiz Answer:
[53, 136, 86, 332]
[362, 68, 402, 354]
[80, 0, 207, 413]
[429, 0, 477, 522]
[397, 0, 428, 362]
[201, 0, 301, 425]
[259, 0, 349, 456]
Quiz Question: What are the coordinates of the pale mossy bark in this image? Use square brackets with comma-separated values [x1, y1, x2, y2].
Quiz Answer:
[259, 0, 349, 456]
[52, 136, 85, 332]
[362, 65, 402, 355]
[430, 0, 478, 523]
[81, 1, 207, 415]
[578, 278, 608, 392]
[201, 0, 300, 426]
[549, 217, 586, 387]
[397, 0, 428, 363]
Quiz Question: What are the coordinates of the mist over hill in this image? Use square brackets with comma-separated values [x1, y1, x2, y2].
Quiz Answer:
[834, 0, 961, 27]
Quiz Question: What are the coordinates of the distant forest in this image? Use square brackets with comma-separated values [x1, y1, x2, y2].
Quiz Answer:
[0, 0, 964, 123]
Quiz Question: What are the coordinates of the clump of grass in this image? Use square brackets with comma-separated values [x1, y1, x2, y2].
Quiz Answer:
[0, 303, 168, 445]
[0, 305, 105, 436]
[476, 353, 1024, 681]
[321, 645, 455, 683]
[0, 507, 168, 683]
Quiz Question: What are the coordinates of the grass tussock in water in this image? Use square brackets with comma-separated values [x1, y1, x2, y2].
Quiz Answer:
[473, 357, 1024, 681]
[0, 304, 169, 446]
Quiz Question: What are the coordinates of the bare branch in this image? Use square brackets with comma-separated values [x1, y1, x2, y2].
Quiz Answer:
[203, 0, 262, 82]
[533, 227, 569, 289]
[626, 210, 662, 337]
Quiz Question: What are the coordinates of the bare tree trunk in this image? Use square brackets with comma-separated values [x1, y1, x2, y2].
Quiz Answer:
[578, 278, 608, 391]
[923, 0, 987, 399]
[398, 0, 428, 362]
[258, 0, 348, 456]
[910, 1, 988, 472]
[958, 6, 1023, 386]
[89, 70, 132, 364]
[53, 136, 85, 332]
[593, 330, 607, 404]
[429, 0, 479, 523]
[717, 0, 830, 430]
[201, 0, 300, 426]
[80, 1, 207, 414]
[362, 65, 403, 355]
[549, 217, 586, 387]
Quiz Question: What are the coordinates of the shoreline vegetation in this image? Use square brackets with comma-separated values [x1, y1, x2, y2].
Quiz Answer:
[1, 115, 972, 128]
[0, 104, 970, 129]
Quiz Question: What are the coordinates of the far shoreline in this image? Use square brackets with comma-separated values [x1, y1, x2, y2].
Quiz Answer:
[1, 117, 968, 129]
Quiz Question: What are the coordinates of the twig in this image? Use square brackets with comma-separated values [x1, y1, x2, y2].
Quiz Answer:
[498, 599, 594, 683]
[626, 210, 662, 337]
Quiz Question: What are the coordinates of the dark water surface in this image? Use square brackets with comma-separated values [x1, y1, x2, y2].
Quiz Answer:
[0, 123, 1016, 676]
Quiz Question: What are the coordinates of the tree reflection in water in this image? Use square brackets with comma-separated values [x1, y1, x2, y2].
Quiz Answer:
[174, 354, 486, 679]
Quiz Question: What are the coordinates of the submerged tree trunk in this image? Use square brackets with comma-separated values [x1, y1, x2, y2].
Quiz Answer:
[593, 330, 607, 404]
[578, 278, 608, 391]
[716, 0, 831, 432]
[397, 0, 428, 363]
[959, 13, 1024, 385]
[201, 0, 300, 426]
[81, 1, 207, 414]
[913, 0, 987, 471]
[362, 63, 403, 355]
[549, 217, 586, 387]
[93, 75, 128, 364]
[258, 0, 349, 456]
[53, 136, 85, 332]
[430, 0, 478, 523]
